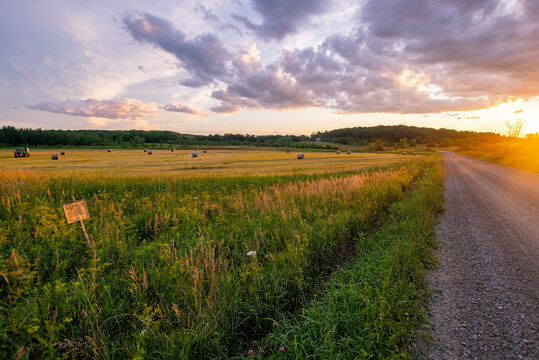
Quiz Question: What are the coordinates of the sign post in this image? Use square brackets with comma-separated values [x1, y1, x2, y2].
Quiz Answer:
[63, 196, 91, 248]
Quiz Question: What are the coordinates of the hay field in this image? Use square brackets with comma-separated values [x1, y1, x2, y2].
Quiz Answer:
[0, 148, 414, 177]
[0, 147, 434, 359]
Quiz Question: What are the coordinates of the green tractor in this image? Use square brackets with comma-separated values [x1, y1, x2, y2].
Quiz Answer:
[14, 147, 31, 158]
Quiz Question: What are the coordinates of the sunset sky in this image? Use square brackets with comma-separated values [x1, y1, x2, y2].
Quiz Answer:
[1, 0, 538, 135]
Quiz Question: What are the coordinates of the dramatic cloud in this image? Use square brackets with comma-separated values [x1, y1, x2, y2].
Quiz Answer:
[211, 39, 496, 114]
[26, 98, 159, 119]
[359, 0, 539, 98]
[164, 103, 208, 116]
[234, 0, 327, 40]
[123, 12, 230, 87]
[11, 0, 539, 134]
[211, 0, 539, 114]
[210, 63, 318, 112]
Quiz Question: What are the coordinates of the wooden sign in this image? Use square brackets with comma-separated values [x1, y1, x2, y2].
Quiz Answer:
[62, 199, 90, 224]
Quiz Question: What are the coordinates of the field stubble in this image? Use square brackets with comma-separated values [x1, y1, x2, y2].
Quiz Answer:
[0, 149, 411, 177]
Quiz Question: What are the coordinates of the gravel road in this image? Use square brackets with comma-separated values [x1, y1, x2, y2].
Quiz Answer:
[423, 151, 539, 359]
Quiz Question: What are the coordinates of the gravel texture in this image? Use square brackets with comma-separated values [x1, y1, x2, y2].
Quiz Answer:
[423, 151, 539, 359]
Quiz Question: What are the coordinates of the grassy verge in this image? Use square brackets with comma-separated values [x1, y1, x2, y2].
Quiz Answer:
[252, 157, 444, 359]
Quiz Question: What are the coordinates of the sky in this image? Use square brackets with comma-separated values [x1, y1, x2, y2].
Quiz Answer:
[1, 0, 538, 136]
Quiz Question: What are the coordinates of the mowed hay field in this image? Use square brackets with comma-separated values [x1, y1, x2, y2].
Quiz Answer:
[0, 148, 412, 176]
[0, 149, 438, 359]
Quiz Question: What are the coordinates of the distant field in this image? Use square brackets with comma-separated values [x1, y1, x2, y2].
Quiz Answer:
[0, 148, 414, 177]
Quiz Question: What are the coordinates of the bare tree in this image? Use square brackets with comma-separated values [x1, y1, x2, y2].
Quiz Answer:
[504, 118, 524, 138]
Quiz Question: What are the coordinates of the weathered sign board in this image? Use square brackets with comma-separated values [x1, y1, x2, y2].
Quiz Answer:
[62, 199, 90, 224]
[63, 198, 92, 248]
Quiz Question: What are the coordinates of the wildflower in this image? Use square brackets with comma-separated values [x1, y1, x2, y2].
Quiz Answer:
[279, 347, 285, 352]
[246, 250, 257, 257]
[248, 349, 254, 355]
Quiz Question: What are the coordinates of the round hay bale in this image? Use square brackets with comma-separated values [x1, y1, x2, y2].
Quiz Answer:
[336, 150, 341, 154]
[192, 152, 198, 158]
[297, 153, 304, 159]
[203, 149, 207, 153]
[403, 152, 407, 155]
[107, 148, 112, 152]
[347, 150, 351, 155]
[144, 148, 148, 152]
[148, 150, 153, 155]
[51, 153, 59, 160]
[60, 150, 67, 156]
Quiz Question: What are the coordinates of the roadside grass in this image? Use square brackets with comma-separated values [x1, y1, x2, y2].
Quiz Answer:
[457, 138, 539, 173]
[0, 157, 431, 359]
[253, 157, 444, 359]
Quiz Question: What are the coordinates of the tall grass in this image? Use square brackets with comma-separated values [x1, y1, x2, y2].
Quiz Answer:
[255, 158, 444, 359]
[0, 159, 429, 358]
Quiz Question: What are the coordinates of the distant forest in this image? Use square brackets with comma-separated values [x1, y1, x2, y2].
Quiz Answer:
[312, 125, 503, 146]
[1, 125, 503, 148]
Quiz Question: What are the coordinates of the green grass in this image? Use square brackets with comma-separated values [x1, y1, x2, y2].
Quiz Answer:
[0, 155, 438, 359]
[251, 157, 443, 359]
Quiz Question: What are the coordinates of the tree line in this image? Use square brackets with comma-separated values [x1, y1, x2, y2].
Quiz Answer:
[311, 125, 503, 146]
[1, 125, 503, 148]
[0, 127, 315, 147]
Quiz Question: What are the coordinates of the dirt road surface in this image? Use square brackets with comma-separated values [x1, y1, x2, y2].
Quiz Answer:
[424, 151, 539, 359]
